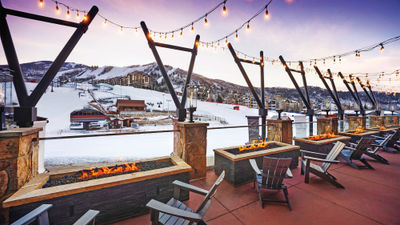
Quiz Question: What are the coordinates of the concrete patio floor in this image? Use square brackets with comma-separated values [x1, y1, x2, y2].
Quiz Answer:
[113, 151, 400, 225]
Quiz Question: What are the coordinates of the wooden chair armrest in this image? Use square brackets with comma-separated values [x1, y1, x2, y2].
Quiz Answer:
[344, 146, 356, 151]
[348, 142, 358, 147]
[11, 204, 52, 225]
[146, 200, 202, 222]
[72, 210, 100, 225]
[371, 135, 385, 139]
[300, 150, 328, 157]
[285, 168, 293, 178]
[172, 180, 208, 196]
[249, 159, 261, 176]
[304, 156, 340, 164]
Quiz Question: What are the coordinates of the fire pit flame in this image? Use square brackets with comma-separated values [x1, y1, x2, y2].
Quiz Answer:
[239, 140, 269, 152]
[80, 162, 139, 179]
[379, 126, 386, 130]
[354, 127, 365, 134]
[308, 132, 336, 141]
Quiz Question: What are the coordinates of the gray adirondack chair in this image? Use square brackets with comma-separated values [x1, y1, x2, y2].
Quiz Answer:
[11, 204, 99, 225]
[364, 134, 390, 164]
[249, 157, 292, 210]
[146, 171, 225, 225]
[372, 129, 400, 153]
[301, 141, 346, 188]
[340, 137, 375, 169]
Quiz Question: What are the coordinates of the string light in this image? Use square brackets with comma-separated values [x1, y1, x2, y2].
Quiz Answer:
[83, 12, 87, 21]
[235, 30, 239, 41]
[180, 29, 183, 37]
[66, 7, 70, 17]
[191, 23, 195, 32]
[246, 22, 251, 31]
[380, 43, 385, 52]
[55, 2, 60, 14]
[265, 7, 270, 20]
[204, 15, 209, 26]
[104, 19, 107, 25]
[76, 11, 79, 19]
[222, 2, 227, 16]
[39, 0, 44, 7]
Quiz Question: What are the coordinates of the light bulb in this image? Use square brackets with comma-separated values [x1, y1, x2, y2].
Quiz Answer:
[76, 11, 80, 19]
[265, 9, 270, 20]
[222, 5, 227, 16]
[104, 19, 107, 25]
[39, 0, 44, 7]
[66, 8, 70, 17]
[120, 26, 123, 32]
[246, 22, 250, 31]
[235, 31, 239, 41]
[180, 29, 183, 37]
[191, 24, 194, 32]
[380, 44, 384, 52]
[55, 3, 60, 14]
[171, 33, 174, 39]
[204, 17, 208, 26]
[83, 13, 88, 21]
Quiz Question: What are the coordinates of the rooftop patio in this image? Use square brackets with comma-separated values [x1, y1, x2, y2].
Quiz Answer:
[115, 151, 400, 225]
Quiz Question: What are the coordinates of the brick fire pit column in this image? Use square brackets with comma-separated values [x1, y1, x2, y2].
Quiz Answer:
[347, 116, 366, 130]
[317, 117, 338, 135]
[267, 119, 293, 144]
[174, 122, 209, 179]
[0, 127, 41, 223]
[369, 115, 384, 128]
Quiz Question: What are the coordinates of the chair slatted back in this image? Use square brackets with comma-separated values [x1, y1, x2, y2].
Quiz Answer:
[321, 141, 345, 172]
[261, 157, 292, 189]
[196, 171, 225, 214]
[387, 129, 400, 147]
[371, 134, 392, 153]
[351, 138, 375, 160]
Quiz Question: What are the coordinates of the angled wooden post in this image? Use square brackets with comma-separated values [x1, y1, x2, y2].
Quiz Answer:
[141, 21, 200, 121]
[356, 77, 376, 110]
[227, 43, 267, 140]
[314, 67, 344, 120]
[338, 72, 365, 116]
[279, 56, 314, 135]
[0, 2, 98, 127]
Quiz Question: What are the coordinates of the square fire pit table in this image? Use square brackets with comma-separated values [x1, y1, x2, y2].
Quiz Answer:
[339, 130, 380, 143]
[213, 141, 299, 185]
[367, 127, 398, 136]
[294, 135, 351, 155]
[3, 156, 191, 225]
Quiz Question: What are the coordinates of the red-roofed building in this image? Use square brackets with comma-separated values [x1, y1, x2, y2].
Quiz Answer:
[116, 99, 146, 113]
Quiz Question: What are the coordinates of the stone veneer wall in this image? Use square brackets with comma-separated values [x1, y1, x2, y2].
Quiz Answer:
[0, 128, 41, 223]
[317, 117, 339, 135]
[369, 116, 385, 128]
[175, 122, 209, 179]
[347, 116, 366, 130]
[267, 120, 293, 144]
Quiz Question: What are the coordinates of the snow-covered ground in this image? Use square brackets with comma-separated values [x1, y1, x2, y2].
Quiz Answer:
[25, 83, 309, 165]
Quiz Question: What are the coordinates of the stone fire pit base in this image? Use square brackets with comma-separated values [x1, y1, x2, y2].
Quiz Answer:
[294, 135, 351, 155]
[214, 142, 299, 186]
[3, 156, 191, 225]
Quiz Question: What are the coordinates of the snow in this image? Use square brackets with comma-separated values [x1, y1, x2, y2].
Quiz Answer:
[28, 82, 306, 165]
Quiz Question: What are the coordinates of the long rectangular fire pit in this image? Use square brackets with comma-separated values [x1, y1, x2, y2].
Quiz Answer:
[3, 156, 191, 225]
[294, 135, 350, 154]
[367, 127, 398, 136]
[214, 141, 299, 185]
[339, 129, 380, 142]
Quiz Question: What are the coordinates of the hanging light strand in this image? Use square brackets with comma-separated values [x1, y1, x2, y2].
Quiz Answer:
[199, 0, 272, 47]
[44, 0, 228, 32]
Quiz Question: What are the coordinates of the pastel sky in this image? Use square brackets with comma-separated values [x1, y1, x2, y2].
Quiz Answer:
[1, 0, 399, 92]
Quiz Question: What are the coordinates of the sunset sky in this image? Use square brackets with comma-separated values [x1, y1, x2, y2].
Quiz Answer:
[1, 0, 399, 92]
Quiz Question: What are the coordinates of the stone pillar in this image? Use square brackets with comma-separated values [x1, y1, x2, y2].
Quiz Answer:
[393, 115, 399, 127]
[347, 116, 366, 130]
[267, 119, 293, 144]
[246, 116, 259, 142]
[174, 122, 209, 179]
[0, 127, 41, 223]
[369, 115, 384, 128]
[317, 117, 338, 135]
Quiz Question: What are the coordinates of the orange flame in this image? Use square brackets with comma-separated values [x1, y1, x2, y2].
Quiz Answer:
[379, 126, 386, 130]
[354, 127, 365, 134]
[239, 140, 269, 152]
[308, 132, 336, 141]
[80, 162, 139, 179]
